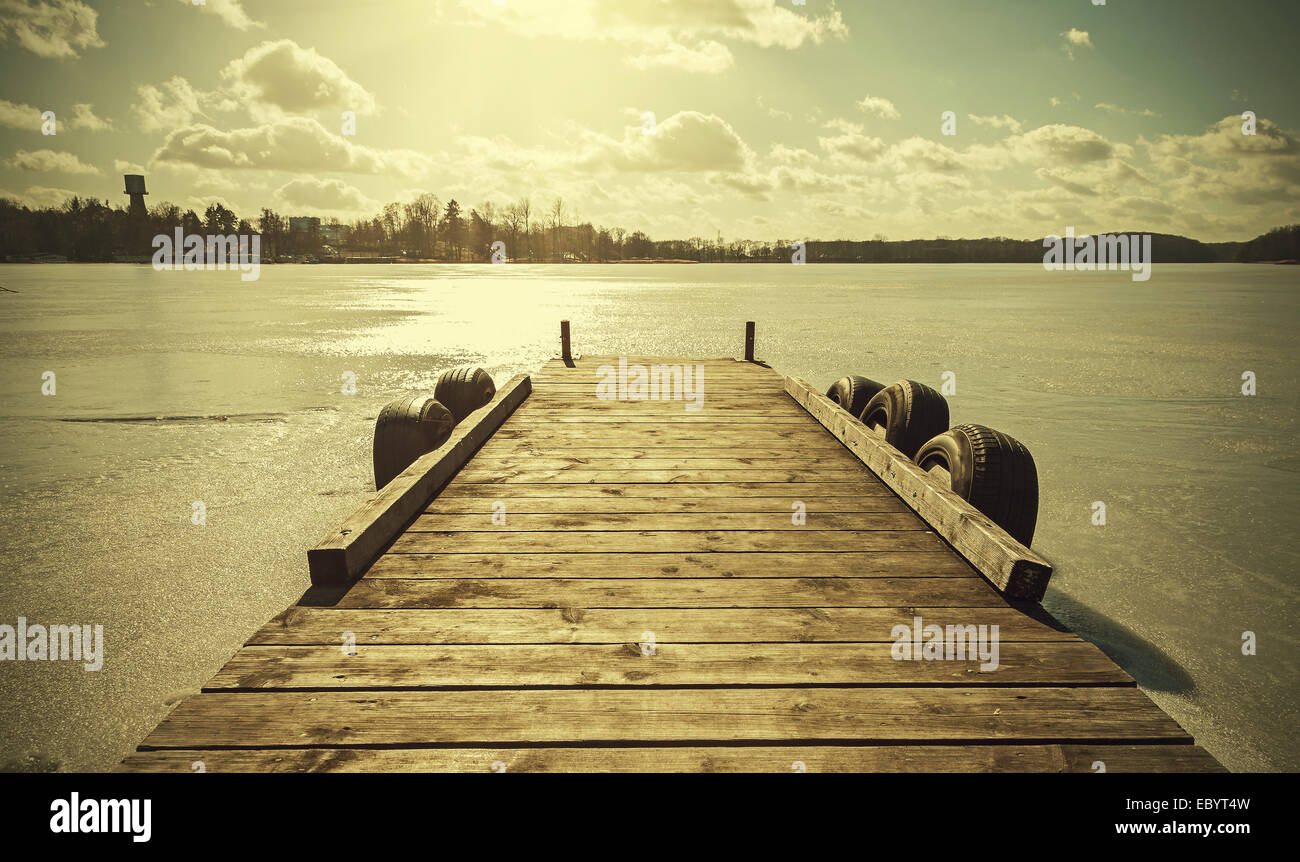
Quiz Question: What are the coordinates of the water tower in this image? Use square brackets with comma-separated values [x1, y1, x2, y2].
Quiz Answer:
[123, 174, 147, 217]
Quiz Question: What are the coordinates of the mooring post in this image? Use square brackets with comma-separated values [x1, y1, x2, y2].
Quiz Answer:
[744, 321, 756, 362]
[560, 320, 572, 364]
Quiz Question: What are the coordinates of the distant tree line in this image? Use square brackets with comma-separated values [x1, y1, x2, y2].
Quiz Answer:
[1, 192, 1297, 264]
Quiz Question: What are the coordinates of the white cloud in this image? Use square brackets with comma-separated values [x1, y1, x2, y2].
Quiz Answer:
[967, 113, 1023, 134]
[133, 76, 228, 133]
[1141, 115, 1300, 207]
[626, 37, 732, 74]
[175, 0, 263, 31]
[0, 184, 77, 207]
[68, 102, 111, 130]
[584, 111, 754, 173]
[818, 120, 886, 163]
[0, 0, 103, 58]
[150, 117, 432, 178]
[856, 95, 900, 120]
[1, 99, 110, 131]
[221, 39, 378, 119]
[6, 148, 99, 174]
[1096, 103, 1162, 118]
[883, 137, 965, 174]
[0, 98, 39, 129]
[1007, 124, 1118, 164]
[275, 177, 377, 215]
[757, 96, 793, 122]
[1061, 28, 1092, 59]
[457, 0, 847, 73]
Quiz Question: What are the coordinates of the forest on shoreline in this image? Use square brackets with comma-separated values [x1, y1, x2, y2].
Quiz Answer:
[1, 192, 1297, 264]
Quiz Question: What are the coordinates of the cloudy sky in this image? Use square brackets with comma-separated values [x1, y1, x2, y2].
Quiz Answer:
[0, 0, 1297, 242]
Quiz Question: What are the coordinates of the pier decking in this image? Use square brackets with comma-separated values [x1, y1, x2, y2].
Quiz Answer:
[119, 354, 1224, 772]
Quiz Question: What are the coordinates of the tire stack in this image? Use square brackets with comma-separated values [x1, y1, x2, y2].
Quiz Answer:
[372, 366, 496, 490]
[824, 375, 1038, 546]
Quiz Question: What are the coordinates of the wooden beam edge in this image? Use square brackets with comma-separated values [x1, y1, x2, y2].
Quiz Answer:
[783, 376, 1053, 602]
[307, 373, 532, 587]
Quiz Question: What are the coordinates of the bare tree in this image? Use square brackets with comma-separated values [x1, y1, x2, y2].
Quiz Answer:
[549, 197, 565, 261]
[518, 197, 532, 260]
[502, 202, 525, 261]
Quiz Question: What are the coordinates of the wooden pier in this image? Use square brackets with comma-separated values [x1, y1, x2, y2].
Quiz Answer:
[119, 339, 1224, 772]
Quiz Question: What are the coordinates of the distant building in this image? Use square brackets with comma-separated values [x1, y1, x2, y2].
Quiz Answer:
[289, 216, 321, 234]
[320, 222, 345, 245]
[123, 174, 147, 216]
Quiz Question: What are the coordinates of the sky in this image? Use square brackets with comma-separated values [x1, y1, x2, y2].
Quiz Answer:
[0, 0, 1297, 242]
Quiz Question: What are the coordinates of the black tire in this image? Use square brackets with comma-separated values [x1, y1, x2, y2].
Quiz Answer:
[915, 423, 1039, 546]
[826, 375, 886, 417]
[858, 380, 949, 458]
[373, 396, 455, 490]
[434, 366, 496, 423]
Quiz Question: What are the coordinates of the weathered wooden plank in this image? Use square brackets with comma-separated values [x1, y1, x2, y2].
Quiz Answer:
[365, 550, 975, 579]
[464, 457, 862, 470]
[486, 437, 847, 450]
[521, 403, 813, 414]
[507, 413, 819, 424]
[471, 446, 847, 459]
[785, 376, 1054, 601]
[528, 388, 794, 397]
[333, 577, 1008, 608]
[408, 512, 927, 532]
[543, 356, 770, 367]
[136, 687, 1193, 749]
[438, 482, 895, 498]
[118, 743, 1224, 773]
[207, 642, 1132, 690]
[488, 426, 833, 439]
[305, 374, 532, 587]
[386, 529, 943, 554]
[450, 468, 870, 483]
[531, 380, 788, 390]
[424, 496, 911, 514]
[249, 606, 1077, 645]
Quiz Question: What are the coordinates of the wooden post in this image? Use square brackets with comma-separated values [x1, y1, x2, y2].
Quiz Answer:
[560, 320, 572, 364]
[744, 321, 755, 362]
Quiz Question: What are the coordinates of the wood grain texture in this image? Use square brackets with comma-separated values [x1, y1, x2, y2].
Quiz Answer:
[136, 687, 1191, 749]
[450, 468, 870, 484]
[333, 577, 1014, 609]
[386, 529, 946, 554]
[470, 446, 851, 459]
[438, 481, 896, 497]
[119, 744, 1226, 773]
[408, 512, 927, 532]
[364, 550, 975, 579]
[463, 456, 864, 470]
[424, 496, 912, 514]
[206, 642, 1131, 689]
[248, 606, 1077, 645]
